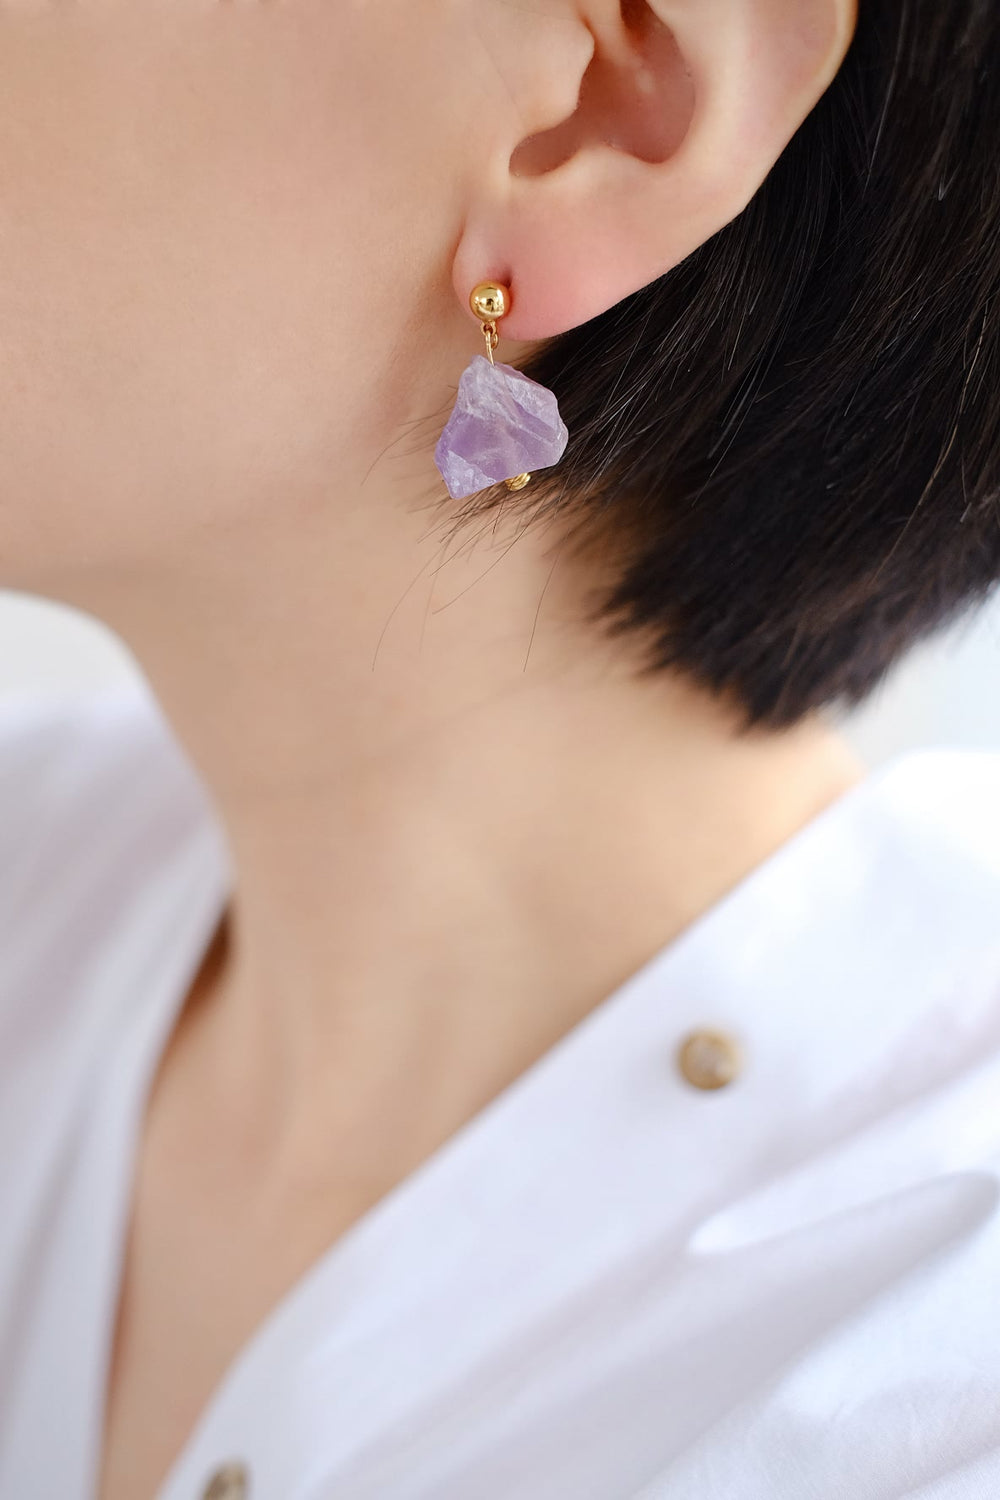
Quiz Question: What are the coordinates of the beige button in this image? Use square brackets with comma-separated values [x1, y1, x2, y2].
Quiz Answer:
[676, 1027, 742, 1090]
[201, 1462, 250, 1500]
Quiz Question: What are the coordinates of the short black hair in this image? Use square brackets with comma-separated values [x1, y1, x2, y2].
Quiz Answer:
[442, 0, 1000, 733]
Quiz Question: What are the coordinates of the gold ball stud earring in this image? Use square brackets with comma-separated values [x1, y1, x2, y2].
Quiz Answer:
[469, 282, 510, 323]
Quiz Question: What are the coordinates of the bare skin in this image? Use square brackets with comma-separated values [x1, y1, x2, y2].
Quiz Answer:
[0, 2, 862, 1496]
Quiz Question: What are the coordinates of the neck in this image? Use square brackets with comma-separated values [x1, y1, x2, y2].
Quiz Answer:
[60, 469, 867, 1173]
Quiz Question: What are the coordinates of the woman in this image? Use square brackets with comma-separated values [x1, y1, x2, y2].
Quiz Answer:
[2, 0, 999, 1496]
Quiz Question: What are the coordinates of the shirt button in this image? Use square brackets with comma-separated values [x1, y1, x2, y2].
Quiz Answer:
[201, 1462, 250, 1500]
[676, 1027, 742, 1090]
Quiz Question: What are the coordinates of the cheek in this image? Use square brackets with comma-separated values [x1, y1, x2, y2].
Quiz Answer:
[0, 1, 452, 586]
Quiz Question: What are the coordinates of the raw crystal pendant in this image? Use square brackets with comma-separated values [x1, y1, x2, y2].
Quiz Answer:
[434, 355, 569, 501]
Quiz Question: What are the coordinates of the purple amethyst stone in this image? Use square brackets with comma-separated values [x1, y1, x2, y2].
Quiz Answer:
[434, 355, 569, 501]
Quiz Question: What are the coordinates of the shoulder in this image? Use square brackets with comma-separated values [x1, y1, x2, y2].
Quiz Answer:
[0, 681, 226, 1069]
[865, 744, 1000, 919]
[0, 681, 219, 925]
[878, 743, 1000, 845]
[0, 687, 229, 1387]
[0, 677, 198, 805]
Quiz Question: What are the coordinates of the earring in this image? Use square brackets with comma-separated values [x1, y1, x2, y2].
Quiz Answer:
[434, 282, 569, 501]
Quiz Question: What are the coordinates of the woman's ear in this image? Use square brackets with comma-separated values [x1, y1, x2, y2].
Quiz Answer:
[453, 0, 858, 339]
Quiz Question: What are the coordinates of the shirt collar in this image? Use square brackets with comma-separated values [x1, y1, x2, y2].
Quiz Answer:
[153, 743, 1000, 1494]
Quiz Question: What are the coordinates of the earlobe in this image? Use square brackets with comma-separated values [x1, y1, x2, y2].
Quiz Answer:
[452, 0, 857, 342]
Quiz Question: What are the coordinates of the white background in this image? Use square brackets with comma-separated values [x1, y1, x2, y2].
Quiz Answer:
[1, 586, 999, 768]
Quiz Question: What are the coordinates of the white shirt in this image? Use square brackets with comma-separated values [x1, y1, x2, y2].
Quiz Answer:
[2, 683, 1000, 1500]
